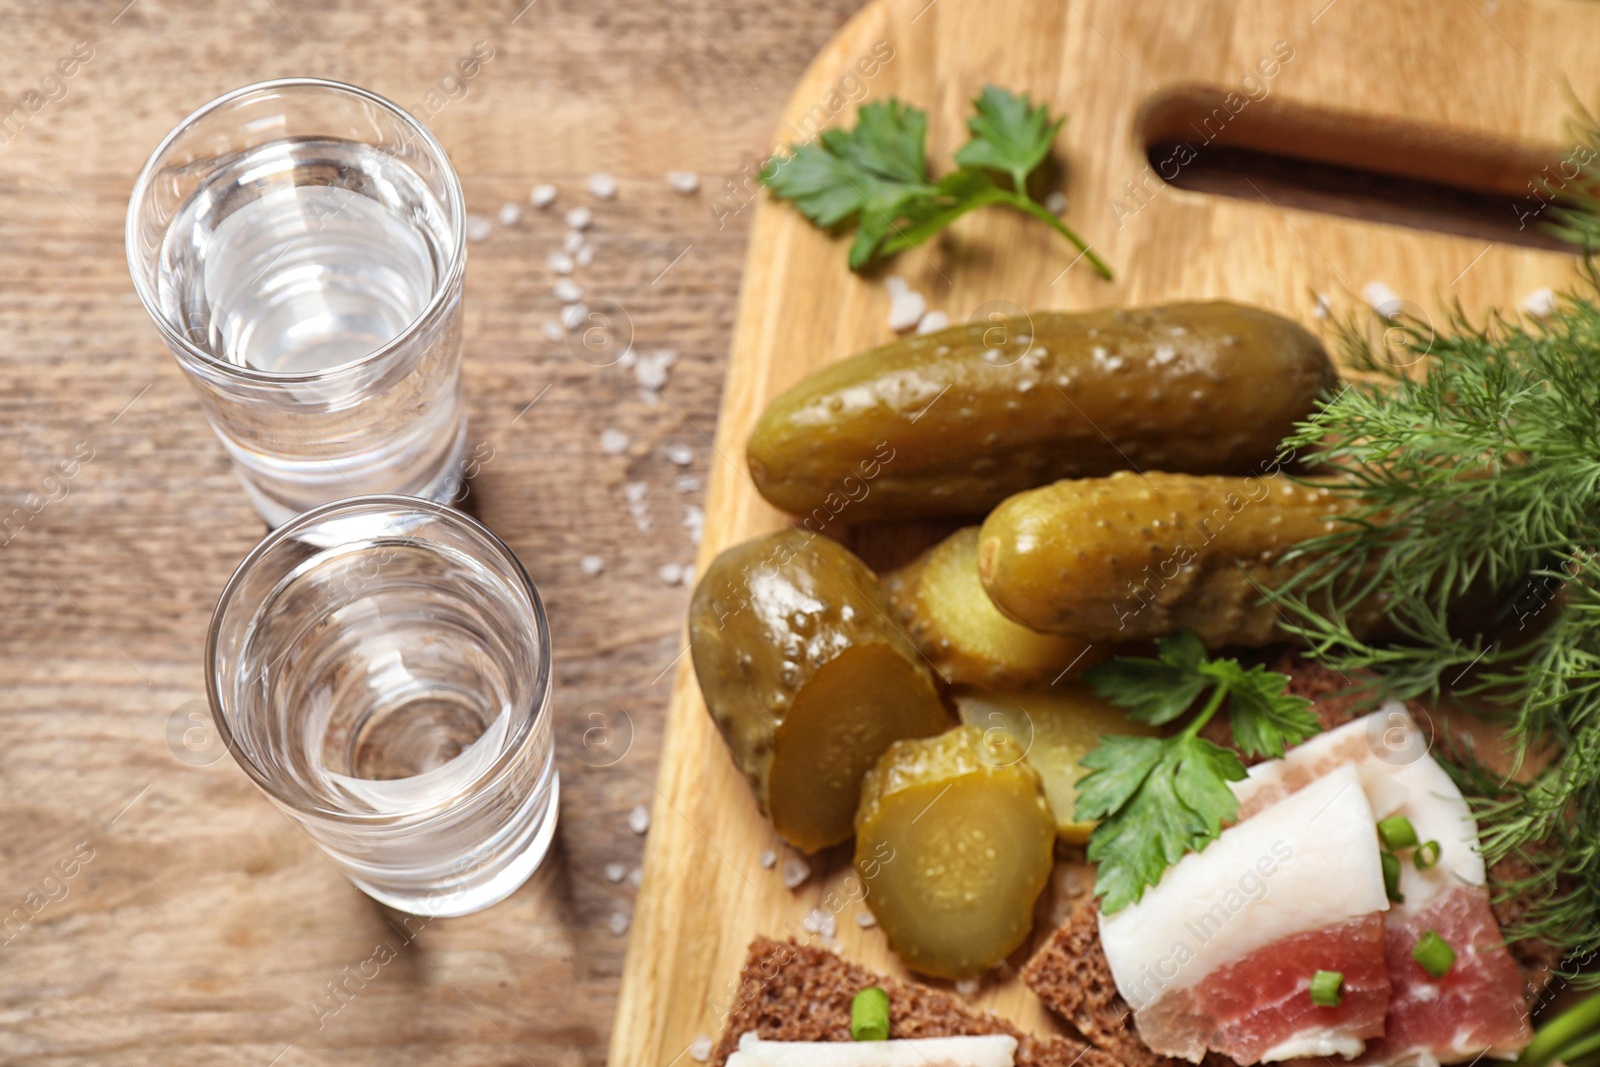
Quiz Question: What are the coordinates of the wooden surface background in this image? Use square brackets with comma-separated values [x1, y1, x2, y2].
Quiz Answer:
[609, 0, 1600, 1064]
[0, 2, 871, 1064]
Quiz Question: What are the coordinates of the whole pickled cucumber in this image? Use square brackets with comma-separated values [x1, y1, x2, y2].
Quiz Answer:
[977, 471, 1373, 648]
[854, 725, 1056, 979]
[689, 530, 948, 852]
[747, 302, 1335, 523]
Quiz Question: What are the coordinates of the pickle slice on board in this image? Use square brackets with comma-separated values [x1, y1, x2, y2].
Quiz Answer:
[977, 470, 1372, 648]
[954, 686, 1160, 843]
[854, 725, 1055, 979]
[748, 302, 1336, 523]
[689, 530, 948, 852]
[884, 527, 1102, 687]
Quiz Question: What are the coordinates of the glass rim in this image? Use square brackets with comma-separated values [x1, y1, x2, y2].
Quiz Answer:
[125, 77, 468, 385]
[204, 495, 552, 825]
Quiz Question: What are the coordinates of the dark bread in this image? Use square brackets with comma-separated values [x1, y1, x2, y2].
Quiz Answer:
[713, 937, 1121, 1067]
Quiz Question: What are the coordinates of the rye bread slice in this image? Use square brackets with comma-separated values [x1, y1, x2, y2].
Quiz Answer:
[713, 937, 1121, 1067]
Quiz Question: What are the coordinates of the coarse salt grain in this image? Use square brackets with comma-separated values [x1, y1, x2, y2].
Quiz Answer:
[635, 356, 670, 391]
[465, 215, 491, 243]
[625, 481, 648, 503]
[576, 246, 594, 266]
[530, 183, 558, 208]
[604, 861, 626, 883]
[955, 979, 980, 996]
[916, 309, 951, 334]
[885, 275, 910, 296]
[759, 849, 777, 869]
[689, 1036, 714, 1063]
[580, 555, 604, 576]
[609, 911, 630, 936]
[547, 252, 574, 275]
[1522, 286, 1557, 318]
[628, 804, 650, 834]
[497, 202, 522, 227]
[553, 279, 584, 303]
[665, 442, 693, 466]
[1313, 292, 1332, 320]
[618, 348, 638, 369]
[659, 562, 684, 585]
[782, 856, 810, 889]
[888, 290, 927, 332]
[599, 428, 630, 455]
[1045, 191, 1068, 214]
[561, 302, 589, 330]
[667, 171, 700, 194]
[676, 474, 701, 493]
[627, 866, 643, 888]
[566, 206, 593, 230]
[564, 230, 586, 254]
[1362, 281, 1404, 318]
[855, 910, 877, 928]
[588, 172, 618, 199]
[541, 321, 565, 342]
[802, 908, 838, 938]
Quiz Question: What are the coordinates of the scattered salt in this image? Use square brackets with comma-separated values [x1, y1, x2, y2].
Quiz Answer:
[689, 1035, 714, 1062]
[1522, 286, 1557, 318]
[465, 215, 491, 242]
[576, 246, 595, 267]
[588, 172, 618, 199]
[541, 321, 565, 342]
[553, 279, 584, 303]
[665, 443, 693, 466]
[676, 474, 701, 493]
[561, 302, 590, 330]
[547, 252, 574, 275]
[624, 481, 649, 503]
[580, 555, 604, 576]
[497, 202, 522, 227]
[855, 910, 877, 929]
[955, 979, 980, 996]
[604, 861, 626, 883]
[1362, 281, 1404, 318]
[659, 562, 684, 585]
[628, 804, 651, 834]
[1313, 292, 1331, 320]
[564, 230, 586, 254]
[885, 275, 910, 296]
[888, 290, 927, 331]
[627, 865, 644, 888]
[618, 349, 638, 369]
[600, 428, 630, 455]
[759, 850, 777, 869]
[802, 908, 838, 938]
[782, 856, 811, 889]
[683, 505, 704, 545]
[635, 352, 671, 391]
[609, 910, 630, 936]
[566, 206, 593, 230]
[530, 183, 558, 208]
[916, 309, 951, 335]
[667, 171, 700, 194]
[1045, 191, 1068, 215]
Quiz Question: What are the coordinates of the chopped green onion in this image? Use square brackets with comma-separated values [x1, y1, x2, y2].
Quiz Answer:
[851, 986, 890, 1041]
[1309, 970, 1345, 1007]
[1414, 840, 1441, 870]
[1412, 929, 1456, 979]
[1378, 814, 1419, 851]
[1381, 851, 1406, 903]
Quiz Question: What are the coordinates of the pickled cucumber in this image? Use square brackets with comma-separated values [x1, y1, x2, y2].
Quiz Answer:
[747, 302, 1335, 523]
[689, 530, 948, 851]
[954, 686, 1160, 843]
[854, 725, 1055, 979]
[976, 471, 1372, 648]
[883, 528, 1102, 688]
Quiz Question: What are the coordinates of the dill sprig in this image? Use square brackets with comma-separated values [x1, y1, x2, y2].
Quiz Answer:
[1267, 273, 1600, 980]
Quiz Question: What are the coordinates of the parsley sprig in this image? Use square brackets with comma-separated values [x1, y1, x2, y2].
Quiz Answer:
[1075, 632, 1320, 913]
[760, 85, 1112, 278]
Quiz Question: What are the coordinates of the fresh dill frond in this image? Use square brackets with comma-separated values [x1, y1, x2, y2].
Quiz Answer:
[1268, 271, 1600, 980]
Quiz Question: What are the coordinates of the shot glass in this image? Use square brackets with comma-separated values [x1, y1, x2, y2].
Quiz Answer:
[126, 79, 469, 528]
[206, 496, 558, 916]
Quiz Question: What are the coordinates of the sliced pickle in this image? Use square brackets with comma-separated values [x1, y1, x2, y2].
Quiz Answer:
[955, 685, 1161, 843]
[854, 725, 1055, 979]
[884, 527, 1104, 688]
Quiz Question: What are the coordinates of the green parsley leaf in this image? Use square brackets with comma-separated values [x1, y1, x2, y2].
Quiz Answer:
[953, 85, 1063, 193]
[759, 85, 1112, 278]
[1077, 633, 1320, 913]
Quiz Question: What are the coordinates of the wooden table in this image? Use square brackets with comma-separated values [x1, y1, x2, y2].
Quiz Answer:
[0, 2, 866, 1063]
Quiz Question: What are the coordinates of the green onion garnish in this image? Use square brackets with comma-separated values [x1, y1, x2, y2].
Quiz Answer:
[1381, 851, 1406, 903]
[1415, 840, 1441, 870]
[1309, 970, 1345, 1007]
[1413, 930, 1456, 979]
[851, 986, 890, 1041]
[1378, 814, 1419, 851]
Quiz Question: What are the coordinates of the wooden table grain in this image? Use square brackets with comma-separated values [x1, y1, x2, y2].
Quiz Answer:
[0, 2, 866, 1063]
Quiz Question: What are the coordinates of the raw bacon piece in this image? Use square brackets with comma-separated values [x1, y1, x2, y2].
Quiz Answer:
[1137, 914, 1391, 1064]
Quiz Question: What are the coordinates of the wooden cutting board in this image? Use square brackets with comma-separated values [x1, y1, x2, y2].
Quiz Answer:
[611, 0, 1597, 1061]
